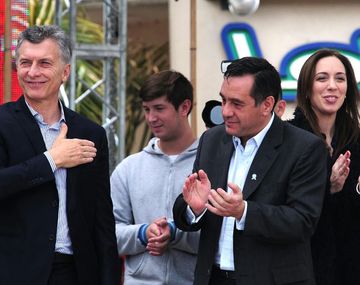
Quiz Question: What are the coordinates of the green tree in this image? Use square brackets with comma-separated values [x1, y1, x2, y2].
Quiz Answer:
[28, 0, 169, 156]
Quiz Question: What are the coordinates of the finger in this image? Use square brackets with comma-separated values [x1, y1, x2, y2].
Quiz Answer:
[148, 234, 170, 243]
[205, 202, 221, 216]
[54, 123, 68, 145]
[215, 187, 233, 203]
[334, 154, 344, 168]
[344, 150, 351, 159]
[198, 170, 209, 184]
[208, 189, 227, 211]
[228, 182, 241, 194]
[148, 250, 162, 256]
[345, 158, 351, 168]
[154, 219, 168, 227]
[186, 173, 197, 187]
[148, 224, 161, 236]
[58, 123, 68, 140]
[78, 139, 95, 147]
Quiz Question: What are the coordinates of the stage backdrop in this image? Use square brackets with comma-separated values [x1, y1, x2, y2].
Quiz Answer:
[0, 0, 27, 104]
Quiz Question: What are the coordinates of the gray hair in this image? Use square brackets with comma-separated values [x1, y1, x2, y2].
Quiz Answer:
[15, 25, 72, 64]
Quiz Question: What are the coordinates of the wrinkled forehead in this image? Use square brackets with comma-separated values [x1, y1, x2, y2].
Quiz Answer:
[17, 39, 61, 61]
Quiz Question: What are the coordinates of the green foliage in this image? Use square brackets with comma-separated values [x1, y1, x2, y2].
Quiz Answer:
[126, 41, 169, 154]
[28, 0, 169, 156]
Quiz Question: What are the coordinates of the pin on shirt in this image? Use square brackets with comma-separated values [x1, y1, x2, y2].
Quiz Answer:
[251, 174, 257, 181]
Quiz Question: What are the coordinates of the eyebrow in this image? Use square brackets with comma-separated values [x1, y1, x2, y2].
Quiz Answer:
[219, 93, 244, 104]
[142, 103, 166, 108]
[315, 71, 346, 75]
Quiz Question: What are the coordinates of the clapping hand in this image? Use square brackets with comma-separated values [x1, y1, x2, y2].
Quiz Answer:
[206, 182, 245, 220]
[330, 150, 351, 194]
[183, 170, 211, 216]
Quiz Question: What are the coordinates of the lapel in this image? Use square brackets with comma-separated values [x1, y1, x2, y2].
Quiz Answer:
[242, 116, 284, 199]
[63, 107, 79, 213]
[13, 96, 47, 154]
[218, 133, 235, 190]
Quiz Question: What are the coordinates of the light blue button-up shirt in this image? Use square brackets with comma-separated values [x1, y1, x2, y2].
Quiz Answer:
[215, 113, 274, 270]
[187, 113, 275, 271]
[26, 100, 73, 254]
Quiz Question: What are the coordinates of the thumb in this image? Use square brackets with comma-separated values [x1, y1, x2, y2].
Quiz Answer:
[228, 182, 241, 194]
[58, 123, 68, 139]
[198, 169, 209, 182]
[155, 219, 168, 228]
[344, 150, 351, 159]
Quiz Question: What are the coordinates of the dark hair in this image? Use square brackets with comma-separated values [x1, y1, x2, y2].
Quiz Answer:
[139, 70, 193, 115]
[224, 57, 282, 106]
[15, 25, 72, 64]
[297, 48, 360, 156]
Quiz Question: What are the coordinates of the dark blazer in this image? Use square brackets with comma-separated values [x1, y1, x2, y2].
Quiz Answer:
[173, 115, 327, 285]
[0, 96, 120, 285]
[289, 107, 360, 285]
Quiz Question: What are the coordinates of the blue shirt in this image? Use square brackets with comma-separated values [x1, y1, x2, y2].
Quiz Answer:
[26, 100, 73, 254]
[215, 113, 274, 270]
[186, 113, 275, 270]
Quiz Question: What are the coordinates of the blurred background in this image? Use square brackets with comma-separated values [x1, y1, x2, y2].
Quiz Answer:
[1, 0, 359, 171]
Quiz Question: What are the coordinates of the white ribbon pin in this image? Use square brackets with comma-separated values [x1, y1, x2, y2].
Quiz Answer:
[251, 174, 257, 181]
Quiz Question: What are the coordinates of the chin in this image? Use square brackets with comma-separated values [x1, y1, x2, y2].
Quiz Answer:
[225, 126, 238, 136]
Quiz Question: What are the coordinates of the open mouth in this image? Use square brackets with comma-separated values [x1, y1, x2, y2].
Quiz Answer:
[323, 96, 338, 104]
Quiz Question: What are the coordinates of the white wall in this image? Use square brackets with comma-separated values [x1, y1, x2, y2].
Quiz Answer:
[169, 0, 360, 135]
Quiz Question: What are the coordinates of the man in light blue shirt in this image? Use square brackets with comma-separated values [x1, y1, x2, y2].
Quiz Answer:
[173, 57, 327, 285]
[0, 25, 120, 285]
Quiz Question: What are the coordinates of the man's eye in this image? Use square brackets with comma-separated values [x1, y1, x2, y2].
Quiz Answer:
[19, 61, 31, 67]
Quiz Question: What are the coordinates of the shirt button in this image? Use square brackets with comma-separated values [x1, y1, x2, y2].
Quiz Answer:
[52, 200, 58, 207]
[49, 234, 55, 241]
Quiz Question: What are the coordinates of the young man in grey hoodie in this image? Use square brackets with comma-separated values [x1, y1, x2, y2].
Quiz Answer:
[110, 70, 200, 284]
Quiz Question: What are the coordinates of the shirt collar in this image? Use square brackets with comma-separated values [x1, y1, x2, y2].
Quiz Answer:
[25, 100, 66, 125]
[232, 112, 275, 149]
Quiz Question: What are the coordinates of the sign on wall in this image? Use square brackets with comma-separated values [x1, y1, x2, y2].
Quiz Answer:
[0, 0, 28, 104]
[221, 23, 360, 101]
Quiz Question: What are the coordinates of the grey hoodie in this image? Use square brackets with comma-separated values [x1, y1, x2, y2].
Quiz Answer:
[110, 137, 200, 285]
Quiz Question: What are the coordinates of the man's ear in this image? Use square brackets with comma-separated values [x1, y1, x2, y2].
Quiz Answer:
[275, 100, 287, 118]
[62, 64, 71, 83]
[262, 96, 275, 116]
[179, 99, 192, 116]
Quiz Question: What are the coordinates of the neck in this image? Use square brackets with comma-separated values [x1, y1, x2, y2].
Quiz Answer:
[316, 112, 336, 147]
[158, 125, 195, 155]
[27, 98, 61, 125]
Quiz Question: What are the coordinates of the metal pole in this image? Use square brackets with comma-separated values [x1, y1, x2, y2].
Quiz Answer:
[190, 0, 197, 135]
[69, 0, 77, 110]
[118, 0, 127, 162]
[55, 0, 62, 26]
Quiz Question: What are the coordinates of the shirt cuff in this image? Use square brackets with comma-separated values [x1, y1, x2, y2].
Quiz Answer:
[168, 221, 177, 241]
[185, 205, 207, 224]
[235, 201, 247, 230]
[44, 151, 57, 172]
[137, 224, 149, 246]
[356, 183, 360, 195]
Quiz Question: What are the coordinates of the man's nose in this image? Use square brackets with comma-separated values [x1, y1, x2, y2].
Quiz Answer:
[222, 103, 232, 117]
[146, 111, 157, 122]
[27, 63, 41, 77]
